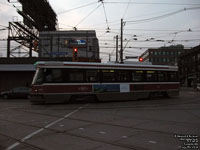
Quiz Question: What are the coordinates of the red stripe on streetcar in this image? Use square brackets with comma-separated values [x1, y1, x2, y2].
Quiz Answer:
[32, 85, 92, 94]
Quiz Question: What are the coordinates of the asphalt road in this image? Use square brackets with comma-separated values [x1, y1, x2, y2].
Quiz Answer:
[0, 90, 199, 150]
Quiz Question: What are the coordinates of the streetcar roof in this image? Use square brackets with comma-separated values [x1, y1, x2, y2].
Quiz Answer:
[34, 61, 178, 71]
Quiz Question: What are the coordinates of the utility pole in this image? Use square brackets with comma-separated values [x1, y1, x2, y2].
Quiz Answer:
[7, 23, 10, 58]
[115, 35, 118, 63]
[120, 18, 123, 63]
[109, 54, 111, 62]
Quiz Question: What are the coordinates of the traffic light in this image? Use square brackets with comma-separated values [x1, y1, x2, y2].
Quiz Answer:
[139, 57, 143, 62]
[73, 48, 78, 61]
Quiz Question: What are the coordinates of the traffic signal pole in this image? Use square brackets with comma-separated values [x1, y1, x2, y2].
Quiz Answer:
[73, 48, 78, 61]
[116, 35, 118, 63]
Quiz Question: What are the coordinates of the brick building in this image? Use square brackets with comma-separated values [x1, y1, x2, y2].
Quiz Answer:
[178, 45, 200, 88]
[139, 45, 187, 66]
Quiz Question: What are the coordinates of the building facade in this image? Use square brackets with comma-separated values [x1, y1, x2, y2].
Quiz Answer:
[178, 45, 200, 88]
[39, 30, 100, 60]
[140, 45, 187, 66]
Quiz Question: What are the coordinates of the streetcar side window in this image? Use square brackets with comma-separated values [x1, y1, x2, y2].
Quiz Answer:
[157, 71, 166, 82]
[44, 68, 63, 83]
[116, 70, 130, 82]
[102, 70, 116, 82]
[146, 71, 157, 82]
[68, 70, 84, 82]
[132, 70, 145, 82]
[86, 70, 99, 82]
[168, 71, 178, 82]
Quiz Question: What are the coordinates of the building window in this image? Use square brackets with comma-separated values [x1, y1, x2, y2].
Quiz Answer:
[163, 58, 166, 62]
[192, 56, 196, 61]
[167, 58, 170, 62]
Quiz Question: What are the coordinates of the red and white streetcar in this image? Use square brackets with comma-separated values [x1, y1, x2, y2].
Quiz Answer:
[30, 61, 179, 104]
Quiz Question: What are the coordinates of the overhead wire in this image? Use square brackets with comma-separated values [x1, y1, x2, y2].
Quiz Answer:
[74, 3, 102, 28]
[2, 0, 200, 61]
[0, 24, 8, 28]
[87, 5, 200, 54]
[86, 8, 180, 28]
[122, 0, 131, 19]
[100, 0, 110, 30]
[57, 2, 98, 14]
[104, 1, 200, 6]
[58, 23, 75, 30]
[125, 7, 200, 24]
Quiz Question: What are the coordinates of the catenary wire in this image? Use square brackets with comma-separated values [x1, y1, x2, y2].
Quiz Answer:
[100, 0, 110, 30]
[122, 0, 131, 19]
[104, 1, 200, 6]
[125, 7, 200, 24]
[75, 3, 102, 28]
[57, 2, 98, 14]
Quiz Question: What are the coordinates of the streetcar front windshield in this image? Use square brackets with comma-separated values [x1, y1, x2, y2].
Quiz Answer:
[32, 68, 44, 85]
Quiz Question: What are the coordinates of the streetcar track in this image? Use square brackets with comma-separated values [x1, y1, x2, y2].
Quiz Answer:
[1, 91, 199, 150]
[0, 110, 198, 141]
[3, 113, 198, 150]
[4, 104, 89, 150]
[6, 98, 200, 113]
[0, 118, 147, 150]
[1, 95, 199, 112]
[0, 132, 43, 150]
[19, 108, 200, 127]
[4, 109, 200, 128]
[1, 102, 199, 131]
[0, 111, 199, 149]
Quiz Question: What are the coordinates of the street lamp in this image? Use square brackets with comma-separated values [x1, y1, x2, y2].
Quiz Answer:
[123, 35, 137, 51]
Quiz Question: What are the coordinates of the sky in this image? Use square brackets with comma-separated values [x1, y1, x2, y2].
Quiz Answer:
[0, 0, 200, 62]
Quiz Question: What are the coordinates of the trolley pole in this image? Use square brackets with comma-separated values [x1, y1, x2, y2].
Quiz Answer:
[116, 35, 118, 63]
[120, 18, 123, 63]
